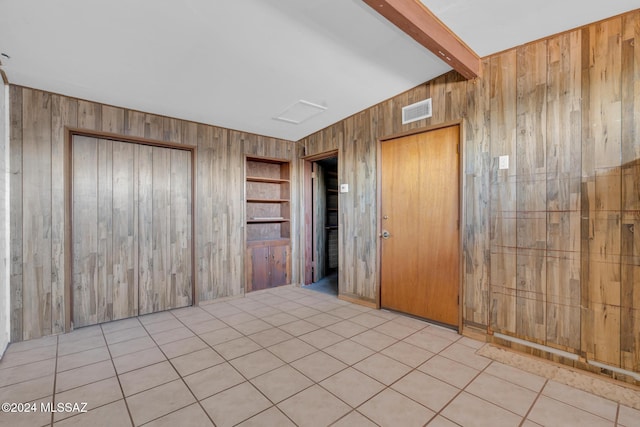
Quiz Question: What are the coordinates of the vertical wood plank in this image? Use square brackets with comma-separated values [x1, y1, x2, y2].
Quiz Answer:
[151, 146, 170, 313]
[196, 124, 214, 300]
[163, 117, 182, 144]
[22, 88, 52, 339]
[224, 130, 245, 296]
[9, 85, 23, 341]
[125, 110, 146, 138]
[144, 114, 163, 141]
[137, 144, 154, 315]
[77, 100, 101, 131]
[339, 117, 355, 297]
[620, 10, 640, 373]
[463, 59, 491, 328]
[489, 51, 518, 334]
[51, 95, 77, 334]
[215, 128, 234, 297]
[72, 136, 98, 328]
[446, 72, 467, 122]
[515, 40, 548, 342]
[101, 106, 125, 134]
[581, 18, 623, 367]
[545, 31, 582, 350]
[340, 110, 378, 301]
[111, 140, 137, 320]
[170, 148, 192, 308]
[97, 139, 113, 322]
[431, 74, 448, 124]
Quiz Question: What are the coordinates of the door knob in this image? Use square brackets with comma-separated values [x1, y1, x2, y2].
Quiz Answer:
[381, 230, 391, 239]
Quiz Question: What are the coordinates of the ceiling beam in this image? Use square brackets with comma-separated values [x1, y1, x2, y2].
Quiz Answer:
[363, 0, 480, 79]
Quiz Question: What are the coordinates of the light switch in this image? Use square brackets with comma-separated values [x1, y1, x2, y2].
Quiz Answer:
[499, 155, 509, 170]
[340, 184, 349, 193]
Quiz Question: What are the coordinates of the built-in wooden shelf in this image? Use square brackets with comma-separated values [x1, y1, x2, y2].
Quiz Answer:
[247, 198, 290, 203]
[245, 156, 291, 293]
[246, 176, 290, 184]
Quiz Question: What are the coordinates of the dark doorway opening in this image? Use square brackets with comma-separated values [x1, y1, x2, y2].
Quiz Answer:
[303, 154, 339, 296]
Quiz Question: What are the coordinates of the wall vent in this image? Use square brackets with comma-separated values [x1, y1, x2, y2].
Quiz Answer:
[402, 98, 432, 124]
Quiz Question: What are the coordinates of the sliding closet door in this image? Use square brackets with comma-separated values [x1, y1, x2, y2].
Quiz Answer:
[72, 136, 192, 328]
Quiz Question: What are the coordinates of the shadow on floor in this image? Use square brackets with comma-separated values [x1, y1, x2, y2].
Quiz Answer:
[304, 272, 338, 296]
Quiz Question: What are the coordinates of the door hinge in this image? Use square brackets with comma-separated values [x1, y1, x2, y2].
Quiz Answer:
[456, 144, 459, 154]
[457, 219, 460, 230]
[312, 171, 316, 179]
[457, 295, 460, 305]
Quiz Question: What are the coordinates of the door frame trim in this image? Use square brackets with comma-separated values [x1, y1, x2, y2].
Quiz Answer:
[64, 127, 197, 332]
[377, 120, 465, 332]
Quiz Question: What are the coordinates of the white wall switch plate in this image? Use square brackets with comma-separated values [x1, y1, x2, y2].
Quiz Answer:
[340, 184, 349, 193]
[499, 155, 509, 170]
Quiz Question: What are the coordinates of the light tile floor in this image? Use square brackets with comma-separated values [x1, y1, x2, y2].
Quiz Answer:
[0, 286, 638, 427]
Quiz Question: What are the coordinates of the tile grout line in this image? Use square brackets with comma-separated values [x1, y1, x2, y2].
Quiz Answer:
[424, 355, 496, 425]
[220, 317, 352, 425]
[160, 290, 431, 424]
[517, 378, 548, 427]
[211, 294, 350, 426]
[49, 334, 59, 427]
[45, 325, 139, 425]
[322, 319, 472, 426]
[184, 295, 392, 425]
[163, 304, 311, 426]
[133, 310, 218, 427]
[304, 316, 438, 425]
[275, 297, 396, 425]
[540, 381, 623, 423]
[100, 321, 137, 427]
[381, 339, 464, 426]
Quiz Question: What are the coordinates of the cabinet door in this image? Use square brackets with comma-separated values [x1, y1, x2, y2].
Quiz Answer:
[269, 245, 288, 287]
[250, 246, 271, 291]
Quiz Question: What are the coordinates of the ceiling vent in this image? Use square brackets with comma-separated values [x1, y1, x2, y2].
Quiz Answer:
[402, 98, 432, 124]
[274, 100, 327, 125]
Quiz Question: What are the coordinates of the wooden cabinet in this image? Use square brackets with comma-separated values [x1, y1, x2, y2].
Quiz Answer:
[247, 240, 290, 291]
[245, 157, 290, 292]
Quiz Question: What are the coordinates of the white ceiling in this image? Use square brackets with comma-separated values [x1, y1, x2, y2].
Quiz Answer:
[1, 1, 638, 141]
[421, 0, 640, 57]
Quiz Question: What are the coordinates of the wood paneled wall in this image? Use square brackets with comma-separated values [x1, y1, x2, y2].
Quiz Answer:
[9, 86, 299, 341]
[301, 10, 640, 378]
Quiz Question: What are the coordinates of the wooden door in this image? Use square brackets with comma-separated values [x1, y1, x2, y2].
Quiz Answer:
[72, 136, 192, 327]
[380, 126, 460, 327]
